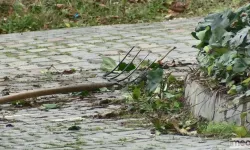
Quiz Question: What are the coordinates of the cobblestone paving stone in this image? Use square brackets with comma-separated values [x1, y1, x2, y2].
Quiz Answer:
[0, 17, 232, 149]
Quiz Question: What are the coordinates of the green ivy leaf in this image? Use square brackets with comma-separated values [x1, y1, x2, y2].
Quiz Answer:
[226, 65, 232, 71]
[246, 90, 250, 96]
[146, 68, 163, 92]
[226, 81, 235, 88]
[209, 25, 227, 47]
[222, 32, 235, 46]
[218, 51, 236, 65]
[230, 27, 250, 48]
[100, 57, 117, 72]
[213, 47, 228, 55]
[118, 62, 135, 72]
[241, 77, 250, 86]
[233, 58, 248, 73]
[204, 45, 212, 53]
[243, 58, 250, 65]
[196, 26, 211, 42]
[227, 85, 237, 95]
[246, 45, 250, 56]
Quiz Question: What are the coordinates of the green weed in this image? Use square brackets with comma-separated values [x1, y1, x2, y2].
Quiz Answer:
[0, 0, 168, 34]
[186, 0, 249, 16]
[202, 122, 236, 138]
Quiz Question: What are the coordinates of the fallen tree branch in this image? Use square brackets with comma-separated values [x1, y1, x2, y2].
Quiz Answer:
[0, 82, 117, 104]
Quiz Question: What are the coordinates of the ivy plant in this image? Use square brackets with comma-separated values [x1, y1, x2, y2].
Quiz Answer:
[192, 4, 250, 99]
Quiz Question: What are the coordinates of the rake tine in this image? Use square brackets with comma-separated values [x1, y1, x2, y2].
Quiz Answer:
[159, 46, 176, 62]
[116, 52, 151, 83]
[130, 59, 157, 83]
[108, 48, 142, 80]
[130, 47, 175, 83]
[103, 46, 135, 77]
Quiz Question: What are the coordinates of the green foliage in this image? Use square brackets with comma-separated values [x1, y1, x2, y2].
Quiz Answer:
[101, 56, 136, 72]
[146, 68, 164, 92]
[132, 87, 141, 100]
[68, 125, 81, 131]
[202, 122, 236, 137]
[201, 122, 250, 138]
[118, 62, 136, 72]
[192, 4, 250, 97]
[125, 72, 185, 117]
[0, 14, 44, 33]
[71, 90, 90, 97]
[234, 125, 248, 137]
[0, 0, 168, 34]
[101, 57, 117, 72]
[11, 100, 31, 107]
[187, 0, 249, 16]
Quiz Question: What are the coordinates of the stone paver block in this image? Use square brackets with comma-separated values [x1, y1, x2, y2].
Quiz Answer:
[71, 51, 100, 59]
[85, 39, 104, 44]
[48, 45, 67, 50]
[50, 55, 80, 63]
[0, 58, 19, 63]
[36, 43, 55, 48]
[138, 43, 160, 49]
[74, 37, 94, 41]
[18, 65, 40, 70]
[30, 57, 51, 63]
[5, 43, 27, 48]
[47, 38, 65, 42]
[154, 39, 177, 45]
[28, 48, 48, 53]
[89, 47, 110, 52]
[131, 36, 151, 40]
[78, 44, 97, 49]
[19, 55, 39, 59]
[67, 43, 86, 47]
[121, 33, 141, 37]
[70, 62, 100, 70]
[57, 47, 80, 52]
[172, 35, 194, 41]
[39, 51, 62, 56]
[115, 39, 135, 43]
[102, 36, 122, 41]
[8, 61, 29, 67]
[18, 46, 37, 50]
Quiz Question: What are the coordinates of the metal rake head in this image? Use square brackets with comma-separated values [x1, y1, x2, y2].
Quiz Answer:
[102, 46, 176, 84]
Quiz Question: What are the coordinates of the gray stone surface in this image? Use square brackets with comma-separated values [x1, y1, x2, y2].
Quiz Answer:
[0, 17, 231, 149]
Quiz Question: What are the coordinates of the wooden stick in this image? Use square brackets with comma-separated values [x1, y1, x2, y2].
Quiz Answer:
[0, 82, 117, 104]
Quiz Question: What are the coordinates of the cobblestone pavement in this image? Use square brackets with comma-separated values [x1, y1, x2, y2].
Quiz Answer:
[0, 18, 232, 150]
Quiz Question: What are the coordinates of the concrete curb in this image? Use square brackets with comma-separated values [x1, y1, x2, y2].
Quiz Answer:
[185, 75, 250, 129]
